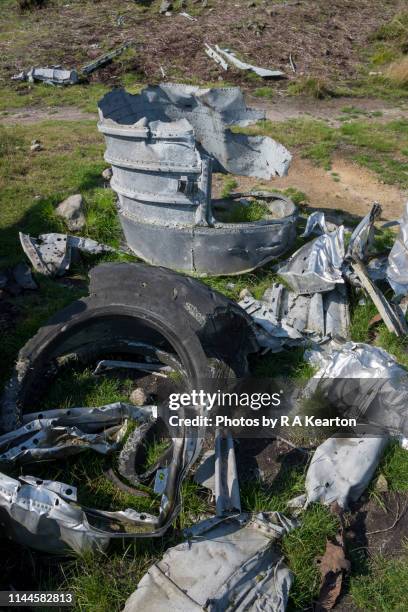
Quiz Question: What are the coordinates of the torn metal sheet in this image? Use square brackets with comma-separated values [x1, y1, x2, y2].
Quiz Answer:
[387, 201, 408, 296]
[206, 44, 285, 78]
[239, 281, 349, 352]
[0, 473, 109, 554]
[305, 341, 408, 437]
[12, 67, 78, 86]
[214, 430, 241, 516]
[204, 43, 228, 70]
[346, 202, 382, 261]
[305, 434, 389, 509]
[124, 512, 296, 612]
[278, 225, 345, 294]
[301, 211, 329, 237]
[98, 85, 296, 275]
[19, 232, 115, 276]
[351, 257, 408, 336]
[0, 403, 154, 465]
[81, 42, 133, 75]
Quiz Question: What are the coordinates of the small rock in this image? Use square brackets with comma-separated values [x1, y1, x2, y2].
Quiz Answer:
[130, 387, 148, 406]
[239, 287, 252, 300]
[375, 473, 388, 493]
[12, 262, 38, 290]
[55, 194, 86, 231]
[102, 167, 113, 181]
[226, 282, 236, 290]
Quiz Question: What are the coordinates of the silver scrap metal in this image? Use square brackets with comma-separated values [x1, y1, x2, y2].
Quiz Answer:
[0, 473, 109, 554]
[278, 225, 345, 294]
[305, 340, 408, 437]
[19, 232, 115, 276]
[123, 512, 296, 612]
[81, 42, 133, 76]
[238, 281, 349, 352]
[205, 44, 285, 78]
[0, 403, 155, 465]
[346, 202, 382, 261]
[387, 201, 408, 296]
[351, 257, 408, 336]
[98, 85, 297, 275]
[305, 434, 389, 509]
[12, 67, 78, 86]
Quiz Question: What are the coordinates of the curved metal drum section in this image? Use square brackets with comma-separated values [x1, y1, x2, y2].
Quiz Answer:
[98, 85, 298, 276]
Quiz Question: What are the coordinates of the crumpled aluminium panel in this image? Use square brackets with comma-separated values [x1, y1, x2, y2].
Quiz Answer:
[12, 67, 78, 85]
[98, 85, 297, 275]
[305, 340, 408, 437]
[238, 282, 349, 352]
[0, 473, 110, 554]
[301, 340, 408, 509]
[387, 201, 408, 296]
[0, 403, 154, 464]
[305, 435, 388, 509]
[124, 512, 296, 612]
[346, 202, 382, 261]
[19, 232, 115, 277]
[278, 225, 345, 295]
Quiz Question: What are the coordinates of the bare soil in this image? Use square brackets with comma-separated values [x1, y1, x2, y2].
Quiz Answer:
[0, 107, 95, 124]
[251, 95, 408, 126]
[213, 155, 408, 222]
[0, 0, 405, 86]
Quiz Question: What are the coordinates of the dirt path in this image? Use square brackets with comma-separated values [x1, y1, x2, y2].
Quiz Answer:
[250, 96, 408, 126]
[213, 156, 407, 221]
[0, 107, 96, 124]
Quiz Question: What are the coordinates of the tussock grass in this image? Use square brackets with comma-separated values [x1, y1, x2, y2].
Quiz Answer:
[287, 77, 335, 100]
[386, 55, 408, 87]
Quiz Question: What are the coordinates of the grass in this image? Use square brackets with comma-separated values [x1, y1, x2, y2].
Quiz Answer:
[336, 12, 408, 101]
[0, 120, 122, 266]
[350, 549, 408, 611]
[287, 77, 335, 100]
[239, 116, 408, 185]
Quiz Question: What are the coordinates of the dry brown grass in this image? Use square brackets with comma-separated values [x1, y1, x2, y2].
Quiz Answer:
[386, 55, 408, 87]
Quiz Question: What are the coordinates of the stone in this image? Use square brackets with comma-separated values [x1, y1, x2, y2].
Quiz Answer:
[102, 167, 113, 181]
[55, 194, 86, 231]
[374, 473, 388, 494]
[130, 387, 148, 406]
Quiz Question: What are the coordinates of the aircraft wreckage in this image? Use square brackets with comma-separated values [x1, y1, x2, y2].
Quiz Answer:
[97, 84, 297, 275]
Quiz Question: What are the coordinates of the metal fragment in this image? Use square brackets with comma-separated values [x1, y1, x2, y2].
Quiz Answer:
[207, 45, 285, 78]
[214, 430, 241, 516]
[346, 202, 382, 261]
[98, 85, 297, 275]
[387, 201, 408, 296]
[124, 512, 296, 612]
[12, 67, 78, 85]
[278, 226, 345, 294]
[19, 232, 115, 276]
[305, 435, 389, 509]
[81, 42, 133, 75]
[351, 257, 408, 336]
